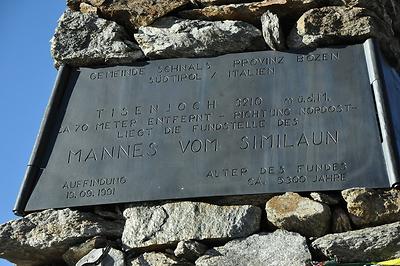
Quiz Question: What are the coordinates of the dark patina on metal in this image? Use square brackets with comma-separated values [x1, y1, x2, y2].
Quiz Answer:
[14, 39, 400, 215]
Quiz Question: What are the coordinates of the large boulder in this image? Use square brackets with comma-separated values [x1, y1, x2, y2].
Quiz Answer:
[51, 10, 143, 67]
[196, 230, 312, 266]
[0, 209, 123, 266]
[122, 201, 261, 250]
[134, 17, 266, 59]
[341, 188, 400, 227]
[287, 6, 392, 49]
[312, 221, 400, 262]
[265, 192, 331, 237]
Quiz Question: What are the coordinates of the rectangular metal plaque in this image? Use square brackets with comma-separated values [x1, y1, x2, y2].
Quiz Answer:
[15, 39, 400, 214]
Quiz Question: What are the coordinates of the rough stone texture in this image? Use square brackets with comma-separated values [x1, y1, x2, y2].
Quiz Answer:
[130, 252, 193, 266]
[51, 10, 143, 67]
[74, 0, 190, 30]
[76, 247, 125, 266]
[196, 230, 312, 266]
[310, 192, 341, 205]
[265, 192, 331, 237]
[331, 207, 352, 233]
[178, 0, 322, 25]
[198, 0, 264, 6]
[122, 201, 261, 249]
[62, 236, 108, 266]
[261, 11, 285, 50]
[174, 240, 208, 262]
[0, 209, 123, 266]
[341, 188, 400, 227]
[134, 17, 266, 59]
[327, 0, 393, 24]
[79, 2, 98, 14]
[312, 221, 400, 262]
[287, 6, 392, 49]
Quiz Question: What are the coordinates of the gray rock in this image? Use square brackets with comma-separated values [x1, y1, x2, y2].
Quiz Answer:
[122, 201, 261, 249]
[265, 192, 331, 237]
[0, 209, 123, 266]
[130, 252, 192, 266]
[174, 240, 207, 262]
[178, 0, 322, 26]
[63, 236, 108, 266]
[196, 230, 312, 266]
[261, 11, 285, 50]
[341, 187, 400, 227]
[331, 207, 352, 233]
[76, 247, 125, 266]
[134, 17, 266, 59]
[51, 10, 143, 67]
[95, 0, 189, 29]
[310, 192, 341, 205]
[287, 6, 392, 49]
[326, 0, 392, 24]
[312, 221, 400, 262]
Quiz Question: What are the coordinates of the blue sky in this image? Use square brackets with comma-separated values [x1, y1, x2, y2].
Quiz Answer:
[0, 1, 65, 265]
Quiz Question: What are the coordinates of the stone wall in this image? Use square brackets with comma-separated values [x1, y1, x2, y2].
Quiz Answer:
[1, 0, 400, 265]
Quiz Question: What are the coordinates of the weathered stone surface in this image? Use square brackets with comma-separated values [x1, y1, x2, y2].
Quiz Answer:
[310, 192, 341, 205]
[341, 188, 400, 227]
[287, 6, 391, 49]
[174, 240, 207, 262]
[122, 201, 261, 249]
[331, 207, 352, 233]
[196, 230, 312, 266]
[0, 209, 123, 265]
[327, 0, 392, 23]
[134, 17, 266, 59]
[198, 0, 263, 6]
[178, 0, 322, 25]
[261, 11, 285, 50]
[94, 0, 190, 30]
[51, 10, 143, 67]
[293, 0, 399, 33]
[67, 0, 106, 10]
[265, 192, 331, 237]
[79, 2, 98, 14]
[63, 236, 108, 266]
[76, 247, 125, 266]
[130, 252, 192, 266]
[312, 222, 400, 262]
